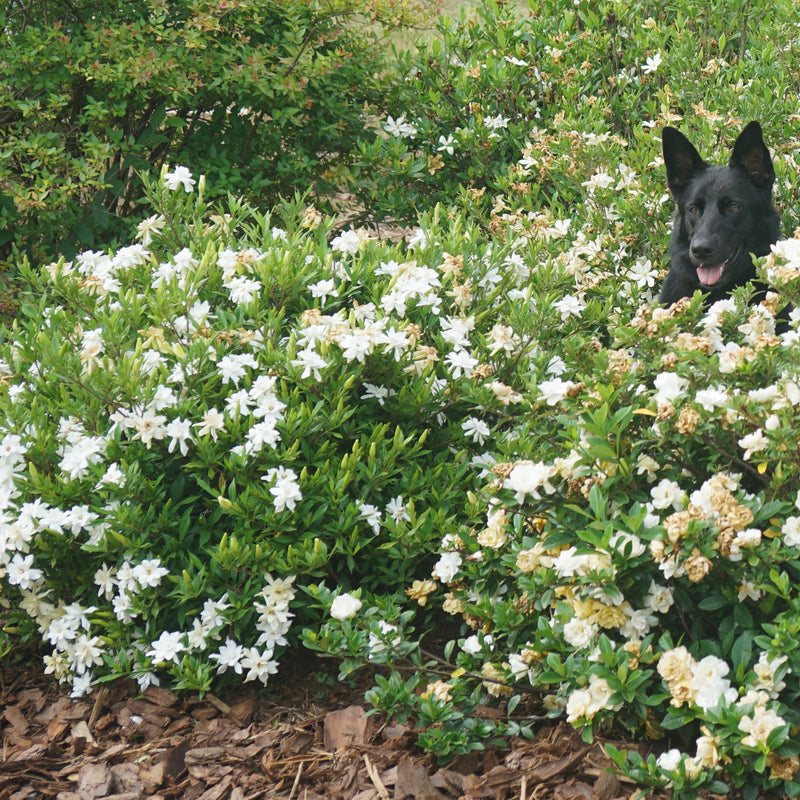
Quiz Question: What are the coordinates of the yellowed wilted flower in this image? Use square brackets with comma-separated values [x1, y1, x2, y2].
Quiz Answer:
[477, 525, 507, 549]
[516, 542, 553, 572]
[481, 662, 512, 697]
[299, 207, 322, 230]
[696, 728, 720, 768]
[589, 602, 629, 630]
[566, 688, 595, 723]
[676, 407, 700, 434]
[421, 680, 453, 703]
[664, 511, 692, 543]
[658, 645, 694, 684]
[650, 538, 667, 562]
[685, 549, 713, 582]
[405, 579, 438, 606]
[488, 324, 519, 355]
[442, 592, 464, 616]
[440, 252, 464, 278]
[768, 754, 800, 782]
[739, 707, 786, 747]
[488, 381, 522, 405]
[448, 280, 473, 308]
[623, 640, 641, 669]
[404, 345, 439, 375]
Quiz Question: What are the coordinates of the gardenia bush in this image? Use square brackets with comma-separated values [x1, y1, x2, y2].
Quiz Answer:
[0, 164, 551, 697]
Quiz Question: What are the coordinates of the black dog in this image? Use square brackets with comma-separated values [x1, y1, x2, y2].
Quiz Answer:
[659, 121, 781, 306]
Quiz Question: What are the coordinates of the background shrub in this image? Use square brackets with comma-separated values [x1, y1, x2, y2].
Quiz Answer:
[0, 0, 431, 264]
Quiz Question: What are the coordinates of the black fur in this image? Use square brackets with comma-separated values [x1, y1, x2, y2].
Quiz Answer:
[659, 121, 781, 306]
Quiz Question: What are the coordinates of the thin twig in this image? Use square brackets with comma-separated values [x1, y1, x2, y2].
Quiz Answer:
[288, 761, 303, 800]
[364, 754, 390, 800]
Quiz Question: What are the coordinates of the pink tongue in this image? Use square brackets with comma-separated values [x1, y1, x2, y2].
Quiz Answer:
[697, 264, 723, 285]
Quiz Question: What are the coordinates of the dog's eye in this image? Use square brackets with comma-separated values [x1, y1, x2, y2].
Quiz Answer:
[688, 205, 700, 215]
[729, 202, 740, 212]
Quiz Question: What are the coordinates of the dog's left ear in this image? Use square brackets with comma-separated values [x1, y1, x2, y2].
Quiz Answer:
[730, 121, 775, 190]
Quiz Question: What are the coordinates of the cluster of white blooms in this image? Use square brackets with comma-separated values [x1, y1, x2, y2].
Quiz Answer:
[565, 674, 619, 723]
[657, 645, 789, 762]
[146, 574, 295, 688]
[219, 247, 265, 305]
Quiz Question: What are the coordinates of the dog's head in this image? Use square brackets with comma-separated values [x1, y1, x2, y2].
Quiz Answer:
[662, 121, 778, 294]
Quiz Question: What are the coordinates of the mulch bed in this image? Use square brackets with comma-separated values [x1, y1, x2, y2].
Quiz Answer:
[0, 656, 671, 800]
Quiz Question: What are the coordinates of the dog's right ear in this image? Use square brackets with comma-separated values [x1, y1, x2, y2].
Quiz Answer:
[662, 127, 707, 198]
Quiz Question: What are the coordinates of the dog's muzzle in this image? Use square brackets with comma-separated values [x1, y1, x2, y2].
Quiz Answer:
[696, 246, 742, 287]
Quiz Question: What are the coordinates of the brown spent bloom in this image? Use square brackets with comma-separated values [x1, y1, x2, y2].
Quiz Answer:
[684, 549, 713, 582]
[719, 504, 755, 533]
[301, 206, 323, 229]
[716, 529, 735, 558]
[491, 462, 515, 479]
[676, 407, 700, 435]
[661, 351, 679, 369]
[656, 402, 676, 421]
[664, 511, 692, 543]
[768, 754, 800, 782]
[440, 252, 464, 278]
[442, 592, 464, 616]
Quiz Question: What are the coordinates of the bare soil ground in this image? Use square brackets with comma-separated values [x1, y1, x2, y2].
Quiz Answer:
[0, 650, 676, 800]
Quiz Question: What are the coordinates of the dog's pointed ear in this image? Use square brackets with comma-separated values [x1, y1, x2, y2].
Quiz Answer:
[730, 121, 775, 190]
[662, 127, 706, 198]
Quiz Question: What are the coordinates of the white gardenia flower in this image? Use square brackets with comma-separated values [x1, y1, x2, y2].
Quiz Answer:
[506, 461, 556, 503]
[165, 417, 193, 455]
[194, 408, 226, 441]
[6, 553, 43, 589]
[330, 229, 363, 254]
[131, 558, 169, 588]
[384, 114, 418, 138]
[163, 165, 196, 192]
[738, 429, 769, 460]
[262, 467, 302, 513]
[147, 631, 186, 664]
[642, 53, 662, 74]
[432, 551, 462, 583]
[656, 748, 683, 772]
[695, 386, 730, 412]
[553, 295, 586, 320]
[462, 416, 490, 444]
[739, 707, 787, 747]
[309, 278, 338, 301]
[782, 516, 800, 547]
[241, 646, 279, 684]
[330, 592, 362, 620]
[291, 348, 328, 381]
[210, 638, 245, 674]
[653, 372, 689, 405]
[538, 377, 575, 405]
[385, 495, 410, 524]
[359, 503, 382, 534]
[462, 633, 492, 655]
[563, 617, 599, 649]
[690, 655, 736, 711]
[650, 478, 684, 510]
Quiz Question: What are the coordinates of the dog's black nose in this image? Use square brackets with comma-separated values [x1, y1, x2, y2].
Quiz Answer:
[690, 241, 715, 261]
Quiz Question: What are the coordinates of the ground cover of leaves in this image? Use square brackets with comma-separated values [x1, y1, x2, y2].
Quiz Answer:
[0, 652, 676, 800]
